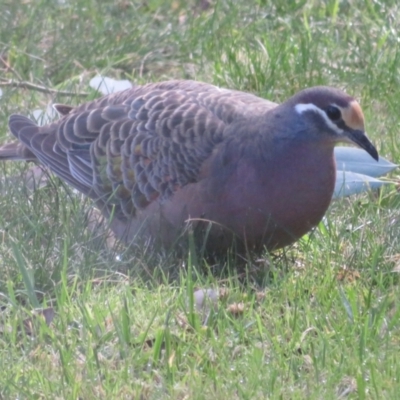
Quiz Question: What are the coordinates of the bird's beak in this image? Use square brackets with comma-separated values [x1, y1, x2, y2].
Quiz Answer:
[345, 129, 379, 161]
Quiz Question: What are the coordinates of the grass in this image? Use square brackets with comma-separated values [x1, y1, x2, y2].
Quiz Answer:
[1, 0, 400, 398]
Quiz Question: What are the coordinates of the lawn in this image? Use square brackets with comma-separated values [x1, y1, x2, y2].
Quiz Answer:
[0, 0, 400, 398]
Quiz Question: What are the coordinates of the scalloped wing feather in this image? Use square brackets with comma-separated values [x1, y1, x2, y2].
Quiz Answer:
[1, 80, 277, 218]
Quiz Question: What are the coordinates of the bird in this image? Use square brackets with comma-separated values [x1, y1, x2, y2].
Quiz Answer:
[0, 80, 378, 255]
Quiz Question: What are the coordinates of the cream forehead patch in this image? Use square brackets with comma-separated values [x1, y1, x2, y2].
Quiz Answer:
[341, 100, 365, 131]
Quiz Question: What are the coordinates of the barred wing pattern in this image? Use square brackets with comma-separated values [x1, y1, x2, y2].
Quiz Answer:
[8, 80, 276, 219]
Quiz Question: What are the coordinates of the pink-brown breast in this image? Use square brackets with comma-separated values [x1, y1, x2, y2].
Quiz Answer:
[113, 138, 337, 253]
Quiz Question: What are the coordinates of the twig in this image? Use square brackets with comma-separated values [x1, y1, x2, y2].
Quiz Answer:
[0, 79, 89, 97]
[0, 55, 23, 81]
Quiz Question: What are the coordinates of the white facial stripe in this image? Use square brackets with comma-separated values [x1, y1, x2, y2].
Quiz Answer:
[294, 103, 344, 135]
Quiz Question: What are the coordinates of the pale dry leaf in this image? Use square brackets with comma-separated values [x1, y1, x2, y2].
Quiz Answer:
[218, 287, 229, 300]
[336, 267, 361, 282]
[391, 264, 400, 273]
[227, 302, 245, 315]
[255, 291, 266, 302]
[193, 288, 218, 312]
[337, 376, 357, 398]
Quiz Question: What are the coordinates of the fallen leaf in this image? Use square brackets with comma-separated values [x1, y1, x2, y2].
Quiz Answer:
[227, 302, 245, 315]
[336, 268, 361, 283]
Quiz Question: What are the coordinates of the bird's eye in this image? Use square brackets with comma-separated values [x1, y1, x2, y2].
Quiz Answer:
[325, 105, 341, 121]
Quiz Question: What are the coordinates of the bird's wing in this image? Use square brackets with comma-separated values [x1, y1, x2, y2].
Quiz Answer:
[4, 80, 276, 217]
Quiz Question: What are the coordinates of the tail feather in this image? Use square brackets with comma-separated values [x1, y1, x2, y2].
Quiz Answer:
[3, 113, 93, 196]
[0, 115, 39, 161]
[0, 141, 37, 161]
[8, 114, 38, 139]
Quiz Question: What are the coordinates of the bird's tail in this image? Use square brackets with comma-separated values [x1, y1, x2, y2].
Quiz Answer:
[0, 115, 38, 161]
[0, 142, 31, 160]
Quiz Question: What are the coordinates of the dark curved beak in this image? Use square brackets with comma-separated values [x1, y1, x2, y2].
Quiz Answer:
[346, 129, 379, 161]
